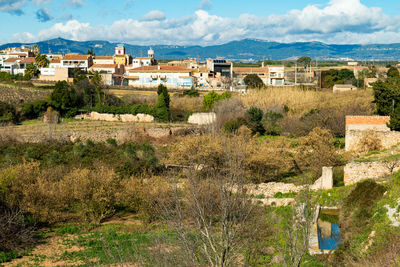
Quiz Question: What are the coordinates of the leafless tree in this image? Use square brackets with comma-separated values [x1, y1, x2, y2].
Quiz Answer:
[161, 135, 265, 267]
[43, 107, 59, 139]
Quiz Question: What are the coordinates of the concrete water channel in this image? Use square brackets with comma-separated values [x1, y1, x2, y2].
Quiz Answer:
[309, 206, 341, 254]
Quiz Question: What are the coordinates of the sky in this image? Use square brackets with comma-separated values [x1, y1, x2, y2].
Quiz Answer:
[1, 0, 400, 45]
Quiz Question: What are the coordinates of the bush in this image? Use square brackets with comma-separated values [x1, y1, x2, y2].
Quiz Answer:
[203, 91, 232, 112]
[22, 99, 49, 119]
[0, 102, 18, 125]
[244, 74, 264, 89]
[155, 84, 170, 121]
[245, 106, 265, 135]
[183, 88, 200, 97]
[224, 117, 246, 133]
[262, 111, 283, 136]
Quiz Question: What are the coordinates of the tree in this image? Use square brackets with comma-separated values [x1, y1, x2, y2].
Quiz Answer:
[0, 102, 18, 125]
[43, 107, 59, 139]
[297, 56, 312, 66]
[155, 84, 170, 121]
[92, 71, 103, 105]
[245, 106, 265, 135]
[24, 64, 38, 80]
[387, 67, 400, 79]
[243, 74, 264, 89]
[49, 81, 79, 115]
[203, 91, 232, 112]
[35, 54, 49, 68]
[163, 135, 267, 267]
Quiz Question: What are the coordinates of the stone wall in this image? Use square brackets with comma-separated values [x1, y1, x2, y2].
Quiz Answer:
[344, 115, 400, 151]
[77, 112, 154, 123]
[188, 112, 216, 125]
[344, 161, 400, 185]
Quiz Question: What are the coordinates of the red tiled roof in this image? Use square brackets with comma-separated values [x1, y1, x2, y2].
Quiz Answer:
[50, 59, 61, 63]
[8, 52, 28, 56]
[135, 57, 152, 60]
[62, 54, 90, 61]
[19, 57, 36, 64]
[4, 58, 20, 63]
[129, 65, 192, 73]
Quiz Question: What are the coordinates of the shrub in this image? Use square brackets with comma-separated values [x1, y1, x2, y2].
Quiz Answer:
[183, 88, 200, 97]
[0, 102, 18, 125]
[224, 117, 246, 134]
[203, 91, 232, 112]
[245, 106, 265, 135]
[244, 74, 264, 89]
[262, 111, 283, 136]
[22, 99, 49, 119]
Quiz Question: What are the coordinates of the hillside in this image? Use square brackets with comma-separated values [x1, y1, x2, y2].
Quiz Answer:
[2, 38, 400, 61]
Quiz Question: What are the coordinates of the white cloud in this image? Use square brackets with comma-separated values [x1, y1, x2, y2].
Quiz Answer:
[198, 0, 212, 10]
[141, 10, 166, 21]
[9, 0, 400, 45]
[65, 0, 85, 8]
[0, 0, 26, 15]
[32, 0, 52, 5]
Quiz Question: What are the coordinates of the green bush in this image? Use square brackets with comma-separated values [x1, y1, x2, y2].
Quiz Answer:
[0, 102, 18, 125]
[183, 88, 200, 97]
[203, 91, 232, 111]
[262, 111, 283, 136]
[22, 100, 49, 119]
[224, 117, 246, 133]
[245, 106, 265, 135]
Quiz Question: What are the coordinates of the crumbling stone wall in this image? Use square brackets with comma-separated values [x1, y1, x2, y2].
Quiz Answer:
[345, 116, 400, 151]
[344, 161, 400, 185]
[77, 112, 154, 123]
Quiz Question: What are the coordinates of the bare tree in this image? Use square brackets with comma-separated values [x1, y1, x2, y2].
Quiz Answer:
[163, 135, 265, 267]
[43, 107, 59, 139]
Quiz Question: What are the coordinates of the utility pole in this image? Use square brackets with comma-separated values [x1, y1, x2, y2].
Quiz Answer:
[295, 61, 297, 85]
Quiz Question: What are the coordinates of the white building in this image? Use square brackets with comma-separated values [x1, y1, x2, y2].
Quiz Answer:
[93, 56, 114, 65]
[126, 65, 193, 88]
[128, 48, 157, 69]
[1, 58, 21, 74]
[267, 66, 285, 86]
[61, 53, 93, 71]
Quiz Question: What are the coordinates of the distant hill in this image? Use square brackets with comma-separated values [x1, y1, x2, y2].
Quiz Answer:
[1, 38, 400, 61]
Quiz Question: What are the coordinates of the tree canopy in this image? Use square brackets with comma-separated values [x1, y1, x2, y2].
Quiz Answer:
[244, 74, 264, 89]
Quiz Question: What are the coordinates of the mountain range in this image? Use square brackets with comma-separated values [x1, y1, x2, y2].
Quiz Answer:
[1, 38, 400, 61]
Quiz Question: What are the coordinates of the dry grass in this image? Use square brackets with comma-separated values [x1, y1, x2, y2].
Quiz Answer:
[240, 87, 374, 116]
[170, 95, 204, 112]
[0, 85, 50, 105]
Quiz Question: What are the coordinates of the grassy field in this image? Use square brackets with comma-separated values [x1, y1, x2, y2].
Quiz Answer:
[4, 215, 179, 266]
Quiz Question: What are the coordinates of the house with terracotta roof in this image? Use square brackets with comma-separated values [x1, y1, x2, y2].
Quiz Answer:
[61, 53, 93, 71]
[126, 65, 193, 88]
[1, 57, 22, 74]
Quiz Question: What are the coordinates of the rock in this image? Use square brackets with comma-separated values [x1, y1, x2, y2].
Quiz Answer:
[262, 247, 275, 254]
[188, 112, 216, 125]
[271, 254, 284, 264]
[82, 112, 154, 123]
[311, 167, 333, 190]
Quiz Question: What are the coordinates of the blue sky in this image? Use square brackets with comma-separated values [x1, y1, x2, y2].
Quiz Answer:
[1, 0, 400, 45]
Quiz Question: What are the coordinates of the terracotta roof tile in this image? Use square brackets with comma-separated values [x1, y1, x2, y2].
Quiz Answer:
[62, 54, 91, 61]
[19, 57, 36, 64]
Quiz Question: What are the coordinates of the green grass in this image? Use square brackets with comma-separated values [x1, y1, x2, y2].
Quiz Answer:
[59, 227, 178, 266]
[273, 191, 297, 198]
